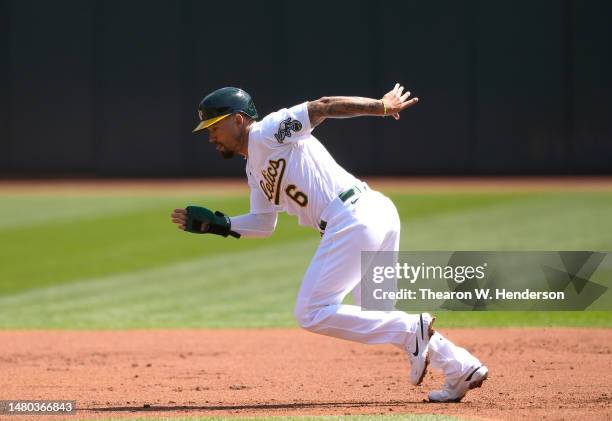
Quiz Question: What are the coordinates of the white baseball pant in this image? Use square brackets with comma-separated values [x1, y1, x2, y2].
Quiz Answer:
[294, 188, 480, 379]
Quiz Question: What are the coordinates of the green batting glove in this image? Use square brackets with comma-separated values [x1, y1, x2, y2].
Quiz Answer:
[185, 206, 240, 238]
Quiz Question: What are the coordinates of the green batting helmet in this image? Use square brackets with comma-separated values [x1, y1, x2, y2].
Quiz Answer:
[192, 87, 258, 133]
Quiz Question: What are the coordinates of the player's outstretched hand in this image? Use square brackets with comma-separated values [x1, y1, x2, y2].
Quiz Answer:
[171, 208, 187, 230]
[381, 83, 419, 120]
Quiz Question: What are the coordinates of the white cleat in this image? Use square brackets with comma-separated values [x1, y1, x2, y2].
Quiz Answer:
[428, 365, 489, 403]
[409, 313, 436, 386]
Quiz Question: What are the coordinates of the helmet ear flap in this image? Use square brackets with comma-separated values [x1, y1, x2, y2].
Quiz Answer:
[246, 100, 258, 119]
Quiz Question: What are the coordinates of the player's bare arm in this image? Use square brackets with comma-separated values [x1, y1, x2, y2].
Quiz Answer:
[307, 83, 419, 127]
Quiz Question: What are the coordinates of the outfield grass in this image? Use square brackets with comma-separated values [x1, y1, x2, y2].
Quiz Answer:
[0, 191, 611, 329]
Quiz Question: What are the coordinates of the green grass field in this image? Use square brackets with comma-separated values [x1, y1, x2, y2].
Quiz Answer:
[1, 190, 611, 329]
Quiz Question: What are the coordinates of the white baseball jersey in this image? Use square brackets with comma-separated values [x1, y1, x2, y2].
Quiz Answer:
[245, 102, 361, 229]
[241, 101, 481, 385]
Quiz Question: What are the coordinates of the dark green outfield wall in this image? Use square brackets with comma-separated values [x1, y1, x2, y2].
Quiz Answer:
[1, 0, 611, 176]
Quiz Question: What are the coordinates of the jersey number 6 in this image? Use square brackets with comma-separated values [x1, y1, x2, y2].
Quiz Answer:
[285, 184, 308, 207]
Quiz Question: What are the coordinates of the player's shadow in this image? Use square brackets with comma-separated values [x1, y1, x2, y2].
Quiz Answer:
[84, 399, 433, 413]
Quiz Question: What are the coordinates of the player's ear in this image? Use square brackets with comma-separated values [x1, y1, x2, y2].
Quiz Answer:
[234, 113, 244, 126]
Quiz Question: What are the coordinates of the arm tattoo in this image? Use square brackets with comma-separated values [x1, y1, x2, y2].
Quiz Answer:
[307, 96, 383, 128]
[325, 97, 383, 117]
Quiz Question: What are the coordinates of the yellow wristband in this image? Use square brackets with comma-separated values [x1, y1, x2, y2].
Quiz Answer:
[381, 100, 387, 116]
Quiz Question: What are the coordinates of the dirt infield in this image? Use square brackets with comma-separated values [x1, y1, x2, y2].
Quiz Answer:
[1, 328, 611, 421]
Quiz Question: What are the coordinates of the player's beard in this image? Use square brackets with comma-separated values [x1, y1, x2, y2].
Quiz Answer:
[219, 150, 235, 159]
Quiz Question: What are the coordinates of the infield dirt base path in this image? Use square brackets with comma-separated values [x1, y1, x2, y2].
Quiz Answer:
[1, 328, 611, 421]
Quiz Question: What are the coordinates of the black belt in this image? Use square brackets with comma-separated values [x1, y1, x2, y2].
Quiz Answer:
[319, 185, 367, 233]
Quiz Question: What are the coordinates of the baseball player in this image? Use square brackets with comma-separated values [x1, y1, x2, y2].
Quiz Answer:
[170, 85, 488, 402]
